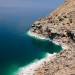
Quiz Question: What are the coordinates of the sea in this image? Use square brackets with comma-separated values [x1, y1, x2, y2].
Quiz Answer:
[0, 7, 62, 75]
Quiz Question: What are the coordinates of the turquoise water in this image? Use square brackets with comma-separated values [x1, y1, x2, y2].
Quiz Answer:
[0, 8, 62, 75]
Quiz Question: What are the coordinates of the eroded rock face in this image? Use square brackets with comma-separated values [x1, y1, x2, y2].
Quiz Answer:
[29, 0, 75, 75]
[30, 0, 75, 42]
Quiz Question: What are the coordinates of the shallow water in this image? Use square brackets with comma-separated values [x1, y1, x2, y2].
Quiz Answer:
[0, 8, 62, 75]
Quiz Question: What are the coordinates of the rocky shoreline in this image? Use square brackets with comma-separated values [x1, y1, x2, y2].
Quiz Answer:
[27, 31, 75, 75]
[16, 53, 56, 75]
[28, 30, 49, 40]
[29, 0, 75, 75]
[17, 0, 75, 75]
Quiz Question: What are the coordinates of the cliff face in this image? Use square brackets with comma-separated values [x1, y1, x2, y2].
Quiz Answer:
[30, 0, 75, 42]
[29, 0, 75, 75]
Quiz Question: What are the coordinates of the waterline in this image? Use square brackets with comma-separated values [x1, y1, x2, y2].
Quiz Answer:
[27, 30, 49, 40]
[15, 53, 56, 75]
[14, 32, 62, 75]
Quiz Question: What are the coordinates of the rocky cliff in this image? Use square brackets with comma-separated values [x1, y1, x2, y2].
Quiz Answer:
[30, 0, 75, 41]
[29, 0, 75, 75]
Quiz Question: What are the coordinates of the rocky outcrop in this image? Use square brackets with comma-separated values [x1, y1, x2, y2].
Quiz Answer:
[29, 0, 75, 75]
[30, 0, 75, 41]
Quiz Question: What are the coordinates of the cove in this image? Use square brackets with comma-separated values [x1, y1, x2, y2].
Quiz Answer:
[0, 8, 62, 75]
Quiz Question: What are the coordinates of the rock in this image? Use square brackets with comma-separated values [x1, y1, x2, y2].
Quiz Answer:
[28, 0, 75, 75]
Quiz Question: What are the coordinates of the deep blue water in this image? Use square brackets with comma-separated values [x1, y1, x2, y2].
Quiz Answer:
[0, 8, 62, 75]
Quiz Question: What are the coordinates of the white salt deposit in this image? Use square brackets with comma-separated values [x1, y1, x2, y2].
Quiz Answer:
[27, 30, 49, 40]
[15, 53, 56, 75]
